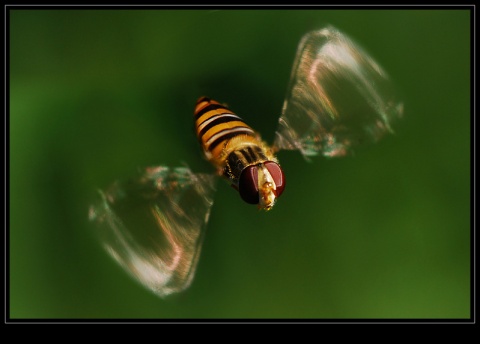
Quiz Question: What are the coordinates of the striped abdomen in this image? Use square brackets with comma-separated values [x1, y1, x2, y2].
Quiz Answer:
[194, 97, 285, 209]
[194, 97, 261, 167]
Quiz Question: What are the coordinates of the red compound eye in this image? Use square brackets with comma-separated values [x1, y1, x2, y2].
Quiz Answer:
[239, 165, 259, 204]
[264, 161, 286, 197]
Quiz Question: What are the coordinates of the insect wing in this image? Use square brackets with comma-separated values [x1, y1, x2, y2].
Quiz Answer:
[88, 166, 216, 297]
[274, 26, 404, 158]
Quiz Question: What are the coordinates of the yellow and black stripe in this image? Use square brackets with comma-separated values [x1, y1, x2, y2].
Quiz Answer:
[194, 96, 278, 187]
[194, 97, 257, 164]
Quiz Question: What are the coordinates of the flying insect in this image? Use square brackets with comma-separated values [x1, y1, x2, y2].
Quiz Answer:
[88, 26, 403, 298]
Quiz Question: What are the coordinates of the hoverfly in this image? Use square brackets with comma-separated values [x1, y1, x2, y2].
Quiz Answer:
[88, 26, 403, 298]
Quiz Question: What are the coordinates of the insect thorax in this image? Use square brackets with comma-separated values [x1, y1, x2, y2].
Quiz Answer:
[220, 137, 277, 186]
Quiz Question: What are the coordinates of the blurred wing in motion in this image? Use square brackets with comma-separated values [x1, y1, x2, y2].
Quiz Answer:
[88, 166, 216, 297]
[274, 26, 404, 158]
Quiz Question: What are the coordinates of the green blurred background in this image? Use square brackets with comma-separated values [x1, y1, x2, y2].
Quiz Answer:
[9, 9, 470, 319]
